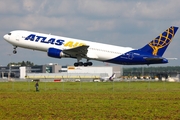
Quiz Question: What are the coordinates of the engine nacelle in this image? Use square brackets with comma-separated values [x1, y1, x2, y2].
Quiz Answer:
[47, 48, 68, 58]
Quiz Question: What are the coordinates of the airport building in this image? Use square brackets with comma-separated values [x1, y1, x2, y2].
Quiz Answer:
[0, 63, 122, 81]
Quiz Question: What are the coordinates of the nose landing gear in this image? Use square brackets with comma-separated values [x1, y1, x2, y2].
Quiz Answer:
[13, 46, 17, 54]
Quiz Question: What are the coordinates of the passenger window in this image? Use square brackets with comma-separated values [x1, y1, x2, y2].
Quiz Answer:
[8, 33, 11, 35]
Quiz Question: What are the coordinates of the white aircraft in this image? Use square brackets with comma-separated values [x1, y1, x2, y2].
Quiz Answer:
[100, 73, 116, 82]
[3, 26, 178, 66]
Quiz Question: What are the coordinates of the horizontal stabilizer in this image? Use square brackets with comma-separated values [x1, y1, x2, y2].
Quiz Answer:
[166, 58, 178, 60]
[144, 57, 164, 62]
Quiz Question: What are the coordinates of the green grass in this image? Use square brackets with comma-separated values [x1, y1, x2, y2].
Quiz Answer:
[0, 81, 180, 119]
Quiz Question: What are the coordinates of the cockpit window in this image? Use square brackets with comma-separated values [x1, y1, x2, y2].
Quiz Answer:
[8, 33, 11, 35]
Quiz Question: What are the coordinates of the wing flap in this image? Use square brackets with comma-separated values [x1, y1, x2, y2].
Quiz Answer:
[63, 45, 89, 58]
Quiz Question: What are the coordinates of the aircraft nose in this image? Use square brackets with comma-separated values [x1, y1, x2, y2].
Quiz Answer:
[3, 34, 8, 40]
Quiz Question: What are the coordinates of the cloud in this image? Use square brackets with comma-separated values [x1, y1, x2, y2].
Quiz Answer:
[134, 1, 180, 20]
[77, 0, 124, 17]
[1, 0, 180, 31]
[0, 0, 180, 66]
[87, 20, 115, 31]
[0, 0, 22, 15]
[22, 0, 37, 12]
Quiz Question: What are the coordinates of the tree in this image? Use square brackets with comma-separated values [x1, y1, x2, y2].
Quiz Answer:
[21, 61, 26, 66]
[7, 61, 35, 67]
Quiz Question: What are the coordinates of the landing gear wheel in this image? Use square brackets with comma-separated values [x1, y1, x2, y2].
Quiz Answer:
[84, 63, 88, 67]
[79, 62, 83, 66]
[13, 50, 17, 54]
[13, 46, 17, 54]
[74, 58, 93, 67]
[88, 62, 93, 66]
[74, 62, 79, 67]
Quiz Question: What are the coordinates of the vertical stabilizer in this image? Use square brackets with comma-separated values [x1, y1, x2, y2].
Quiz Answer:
[140, 26, 178, 56]
[109, 73, 116, 80]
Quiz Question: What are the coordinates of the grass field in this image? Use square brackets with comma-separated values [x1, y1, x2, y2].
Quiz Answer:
[0, 81, 180, 119]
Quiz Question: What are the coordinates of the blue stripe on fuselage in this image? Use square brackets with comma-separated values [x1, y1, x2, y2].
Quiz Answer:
[105, 50, 168, 65]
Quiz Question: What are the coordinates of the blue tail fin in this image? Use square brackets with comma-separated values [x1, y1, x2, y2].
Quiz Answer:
[109, 73, 115, 80]
[140, 26, 178, 56]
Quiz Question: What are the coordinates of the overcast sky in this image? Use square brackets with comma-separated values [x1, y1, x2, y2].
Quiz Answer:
[0, 0, 180, 67]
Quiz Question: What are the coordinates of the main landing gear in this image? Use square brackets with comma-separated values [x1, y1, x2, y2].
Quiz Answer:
[74, 62, 93, 67]
[13, 46, 17, 54]
[74, 59, 93, 67]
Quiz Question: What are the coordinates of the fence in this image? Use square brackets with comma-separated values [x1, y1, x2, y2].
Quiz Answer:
[0, 78, 179, 92]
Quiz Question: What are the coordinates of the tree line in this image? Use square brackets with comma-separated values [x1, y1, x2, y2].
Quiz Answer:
[7, 61, 34, 67]
[123, 66, 180, 73]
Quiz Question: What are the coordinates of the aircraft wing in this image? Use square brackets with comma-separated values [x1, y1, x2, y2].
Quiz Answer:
[63, 45, 89, 58]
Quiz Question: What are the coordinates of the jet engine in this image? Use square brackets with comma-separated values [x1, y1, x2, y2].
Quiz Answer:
[47, 48, 69, 58]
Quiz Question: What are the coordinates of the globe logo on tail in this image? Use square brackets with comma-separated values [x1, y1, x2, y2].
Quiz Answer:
[149, 26, 175, 56]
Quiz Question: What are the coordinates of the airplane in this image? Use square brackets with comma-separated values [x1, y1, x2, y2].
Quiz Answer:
[3, 26, 178, 67]
[100, 73, 116, 82]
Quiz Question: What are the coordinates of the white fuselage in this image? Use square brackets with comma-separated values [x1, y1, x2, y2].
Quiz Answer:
[4, 30, 134, 61]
